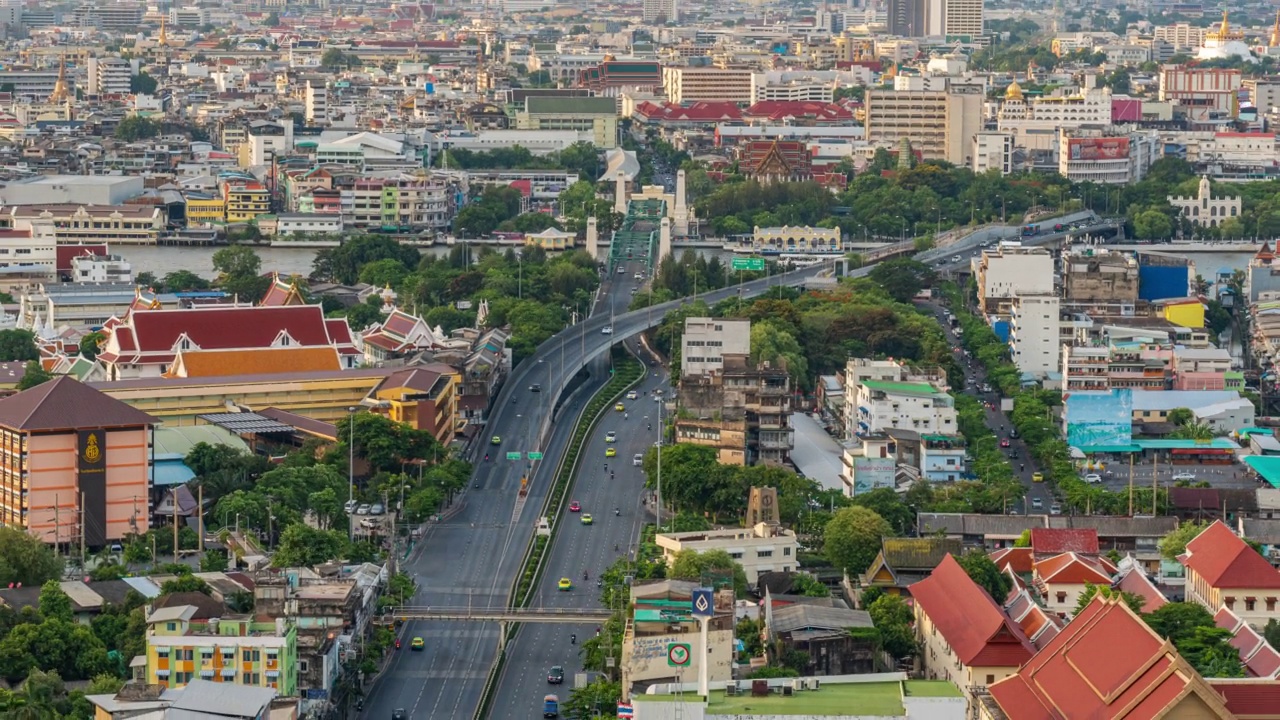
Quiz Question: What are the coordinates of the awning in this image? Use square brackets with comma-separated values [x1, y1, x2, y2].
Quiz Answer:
[156, 670, 170, 678]
[221, 669, 236, 678]
[200, 670, 214, 678]
[1171, 447, 1232, 455]
[756, 546, 775, 553]
[266, 670, 280, 678]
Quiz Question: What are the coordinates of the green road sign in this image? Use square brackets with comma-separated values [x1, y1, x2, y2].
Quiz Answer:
[667, 643, 691, 667]
[529, 452, 544, 460]
[506, 452, 522, 460]
[732, 257, 766, 272]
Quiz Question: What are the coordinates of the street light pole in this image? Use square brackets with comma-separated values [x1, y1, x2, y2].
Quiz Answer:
[348, 406, 357, 540]
[656, 399, 663, 532]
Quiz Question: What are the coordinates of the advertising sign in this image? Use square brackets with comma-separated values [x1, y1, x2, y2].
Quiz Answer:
[852, 457, 896, 495]
[78, 429, 108, 546]
[1068, 137, 1130, 161]
[667, 643, 691, 667]
[1065, 389, 1134, 449]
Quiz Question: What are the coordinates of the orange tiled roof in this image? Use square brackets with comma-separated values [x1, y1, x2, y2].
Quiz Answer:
[166, 347, 341, 378]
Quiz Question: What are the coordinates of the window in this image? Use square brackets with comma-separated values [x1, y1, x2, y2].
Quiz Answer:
[299, 660, 309, 673]
[1226, 596, 1236, 609]
[1246, 598, 1256, 611]
[243, 650, 251, 662]
[986, 674, 995, 685]
[1056, 592, 1067, 603]
[757, 550, 773, 558]
[167, 623, 176, 632]
[783, 547, 791, 556]
[1268, 598, 1276, 612]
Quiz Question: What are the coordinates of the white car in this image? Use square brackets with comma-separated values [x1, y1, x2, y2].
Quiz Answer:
[951, 255, 962, 262]
[601, 326, 613, 335]
[1171, 472, 1197, 482]
[605, 431, 617, 443]
[633, 453, 643, 466]
[1083, 473, 1103, 484]
[626, 390, 638, 400]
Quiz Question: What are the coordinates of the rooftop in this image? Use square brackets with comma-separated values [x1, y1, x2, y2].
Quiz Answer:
[636, 680, 959, 716]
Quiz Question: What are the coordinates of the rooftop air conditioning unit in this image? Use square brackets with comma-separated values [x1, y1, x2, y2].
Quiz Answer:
[782, 685, 794, 697]
[724, 682, 738, 696]
[811, 679, 821, 691]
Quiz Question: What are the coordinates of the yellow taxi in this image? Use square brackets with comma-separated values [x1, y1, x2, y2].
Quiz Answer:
[615, 403, 625, 412]
[605, 447, 616, 457]
[410, 637, 424, 651]
[1032, 472, 1044, 483]
[558, 577, 572, 591]
[581, 514, 593, 525]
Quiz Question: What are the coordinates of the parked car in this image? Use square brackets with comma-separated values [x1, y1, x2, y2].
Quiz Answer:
[1171, 472, 1197, 482]
[1083, 473, 1103, 484]
[344, 500, 358, 513]
[356, 504, 371, 515]
[370, 503, 385, 515]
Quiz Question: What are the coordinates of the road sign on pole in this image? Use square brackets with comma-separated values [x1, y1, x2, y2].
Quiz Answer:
[731, 257, 766, 272]
[529, 452, 544, 460]
[667, 643, 691, 667]
[691, 588, 714, 617]
[506, 452, 522, 460]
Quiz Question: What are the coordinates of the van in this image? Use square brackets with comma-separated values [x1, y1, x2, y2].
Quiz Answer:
[633, 453, 643, 466]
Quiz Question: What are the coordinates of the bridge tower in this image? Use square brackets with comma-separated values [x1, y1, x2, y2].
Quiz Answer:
[586, 216, 599, 259]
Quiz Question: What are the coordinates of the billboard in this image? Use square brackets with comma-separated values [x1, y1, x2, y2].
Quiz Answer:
[852, 457, 896, 495]
[78, 429, 108, 546]
[1065, 389, 1134, 449]
[1068, 137, 1130, 161]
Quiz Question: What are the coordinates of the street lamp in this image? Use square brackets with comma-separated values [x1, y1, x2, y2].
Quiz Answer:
[347, 406, 357, 540]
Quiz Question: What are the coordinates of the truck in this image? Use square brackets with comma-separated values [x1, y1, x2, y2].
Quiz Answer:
[1020, 224, 1039, 236]
[543, 695, 559, 718]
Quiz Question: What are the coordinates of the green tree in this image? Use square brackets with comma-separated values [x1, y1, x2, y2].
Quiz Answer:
[130, 72, 158, 95]
[868, 259, 936, 302]
[320, 48, 349, 68]
[200, 552, 228, 572]
[1264, 618, 1280, 648]
[1143, 602, 1244, 677]
[160, 575, 211, 595]
[790, 573, 830, 597]
[669, 549, 748, 597]
[867, 594, 917, 659]
[0, 329, 38, 361]
[562, 679, 620, 719]
[824, 506, 892, 576]
[38, 581, 74, 623]
[114, 116, 161, 141]
[1158, 521, 1209, 560]
[15, 360, 52, 390]
[851, 488, 914, 535]
[1166, 408, 1194, 426]
[160, 270, 211, 292]
[78, 331, 105, 361]
[1075, 582, 1146, 615]
[955, 552, 1012, 602]
[0, 527, 62, 587]
[1133, 209, 1174, 240]
[271, 524, 350, 567]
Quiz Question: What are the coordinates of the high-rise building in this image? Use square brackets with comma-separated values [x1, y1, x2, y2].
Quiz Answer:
[642, 0, 678, 23]
[886, 0, 981, 38]
[943, 0, 983, 38]
[304, 79, 328, 125]
[864, 85, 983, 165]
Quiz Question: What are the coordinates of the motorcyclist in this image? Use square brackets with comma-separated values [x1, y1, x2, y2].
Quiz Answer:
[570, 633, 577, 644]
[484, 453, 489, 461]
[583, 570, 589, 580]
[614, 507, 620, 516]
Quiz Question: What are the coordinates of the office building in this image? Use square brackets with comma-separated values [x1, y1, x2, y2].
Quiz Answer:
[1008, 295, 1061, 377]
[663, 67, 755, 104]
[681, 317, 752, 377]
[1057, 128, 1161, 185]
[86, 57, 134, 96]
[0, 377, 156, 545]
[972, 131, 1014, 175]
[975, 244, 1055, 314]
[514, 97, 619, 148]
[943, 0, 983, 38]
[642, 0, 678, 23]
[864, 86, 983, 165]
[1158, 66, 1241, 123]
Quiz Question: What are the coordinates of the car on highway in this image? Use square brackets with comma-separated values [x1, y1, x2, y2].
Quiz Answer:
[581, 513, 593, 525]
[606, 431, 617, 443]
[634, 453, 643, 466]
[950, 255, 961, 262]
[601, 326, 613, 335]
[411, 637, 424, 651]
[548, 666, 564, 684]
[1171, 472, 1197, 482]
[392, 710, 406, 720]
[1031, 497, 1043, 510]
[557, 577, 572, 591]
[1000, 439, 1011, 448]
[605, 447, 616, 457]
[626, 390, 638, 400]
[530, 383, 542, 392]
[491, 435, 502, 445]
[569, 500, 581, 512]
[1084, 473, 1103, 484]
[1032, 472, 1044, 483]
[356, 504, 371, 515]
[615, 403, 625, 411]
[1050, 503, 1062, 515]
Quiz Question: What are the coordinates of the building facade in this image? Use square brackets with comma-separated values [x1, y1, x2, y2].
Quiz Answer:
[1169, 176, 1241, 228]
[680, 317, 751, 378]
[145, 607, 298, 695]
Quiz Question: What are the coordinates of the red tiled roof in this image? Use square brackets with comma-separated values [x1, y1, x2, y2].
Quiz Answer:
[1216, 607, 1280, 679]
[910, 554, 1035, 668]
[743, 100, 855, 123]
[1210, 681, 1280, 717]
[633, 100, 743, 123]
[126, 305, 338, 354]
[1034, 552, 1114, 586]
[1182, 520, 1280, 589]
[1030, 528, 1099, 556]
[991, 546, 1033, 574]
[1113, 566, 1168, 612]
[988, 596, 1233, 720]
[56, 244, 108, 272]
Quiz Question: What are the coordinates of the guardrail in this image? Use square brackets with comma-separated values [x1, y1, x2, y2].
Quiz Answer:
[382, 607, 614, 623]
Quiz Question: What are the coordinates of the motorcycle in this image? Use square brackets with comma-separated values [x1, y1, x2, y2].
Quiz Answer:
[614, 508, 620, 516]
[356, 698, 364, 711]
[394, 639, 401, 650]
[570, 633, 577, 645]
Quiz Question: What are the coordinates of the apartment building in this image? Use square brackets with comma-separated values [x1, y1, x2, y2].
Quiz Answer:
[656, 523, 799, 586]
[1061, 343, 1171, 392]
[975, 245, 1054, 315]
[186, 194, 227, 225]
[74, 3, 142, 29]
[663, 67, 755, 104]
[851, 379, 956, 437]
[86, 57, 133, 96]
[304, 79, 329, 125]
[145, 608, 298, 695]
[1063, 249, 1139, 303]
[1058, 127, 1161, 185]
[1153, 23, 1207, 51]
[843, 359, 950, 439]
[864, 85, 983, 165]
[0, 70, 63, 100]
[972, 131, 1014, 175]
[243, 120, 293, 167]
[681, 317, 751, 377]
[6, 204, 164, 244]
[1171, 347, 1232, 391]
[224, 181, 271, 223]
[674, 354, 793, 465]
[1158, 66, 1241, 123]
[1008, 295, 1061, 378]
[341, 176, 450, 233]
[997, 85, 1114, 153]
[1180, 520, 1280, 627]
[943, 0, 983, 38]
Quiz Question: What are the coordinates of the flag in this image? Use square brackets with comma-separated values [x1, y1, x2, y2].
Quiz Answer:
[617, 702, 634, 719]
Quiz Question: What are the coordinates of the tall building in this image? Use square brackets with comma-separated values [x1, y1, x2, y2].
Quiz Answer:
[642, 0, 678, 23]
[663, 67, 755, 104]
[864, 86, 983, 165]
[304, 79, 328, 125]
[86, 57, 133, 96]
[943, 0, 983, 38]
[681, 317, 751, 377]
[145, 608, 298, 694]
[887, 0, 980, 37]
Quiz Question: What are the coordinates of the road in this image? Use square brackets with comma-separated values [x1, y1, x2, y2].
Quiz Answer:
[488, 339, 668, 719]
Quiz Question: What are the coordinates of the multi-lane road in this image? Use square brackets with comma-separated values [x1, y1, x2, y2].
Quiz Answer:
[359, 211, 1103, 719]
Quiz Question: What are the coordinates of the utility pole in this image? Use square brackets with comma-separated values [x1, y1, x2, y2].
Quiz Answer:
[1128, 454, 1134, 517]
[1152, 453, 1159, 517]
[197, 484, 204, 554]
[54, 494, 60, 560]
[173, 489, 179, 564]
[656, 400, 663, 532]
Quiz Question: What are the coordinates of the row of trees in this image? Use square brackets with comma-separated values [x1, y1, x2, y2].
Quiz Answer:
[434, 141, 602, 182]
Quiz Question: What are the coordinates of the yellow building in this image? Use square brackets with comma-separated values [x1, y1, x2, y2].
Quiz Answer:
[224, 183, 271, 223]
[523, 227, 577, 250]
[144, 605, 297, 695]
[1161, 298, 1206, 329]
[369, 363, 462, 446]
[515, 97, 619, 148]
[186, 195, 227, 225]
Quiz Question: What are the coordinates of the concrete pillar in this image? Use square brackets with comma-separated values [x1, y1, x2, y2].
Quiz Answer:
[614, 170, 627, 214]
[659, 216, 672, 262]
[674, 169, 690, 236]
[585, 217, 599, 259]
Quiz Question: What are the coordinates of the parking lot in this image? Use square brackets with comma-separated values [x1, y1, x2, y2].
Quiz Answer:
[1081, 460, 1259, 492]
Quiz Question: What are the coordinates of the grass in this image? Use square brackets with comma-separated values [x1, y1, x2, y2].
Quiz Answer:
[635, 682, 906, 716]
[903, 680, 963, 697]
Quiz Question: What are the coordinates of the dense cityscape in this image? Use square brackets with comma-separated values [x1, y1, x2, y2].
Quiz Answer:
[4, 0, 1280, 719]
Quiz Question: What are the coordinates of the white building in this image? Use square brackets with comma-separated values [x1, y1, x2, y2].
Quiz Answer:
[972, 131, 1014, 175]
[0, 175, 143, 206]
[851, 378, 957, 436]
[1169, 176, 1242, 228]
[642, 0, 678, 23]
[1009, 294, 1061, 378]
[681, 317, 751, 378]
[655, 524, 799, 586]
[943, 0, 983, 38]
[69, 254, 133, 284]
[0, 223, 56, 291]
[276, 214, 344, 236]
[86, 57, 134, 96]
[245, 120, 293, 167]
[976, 244, 1055, 315]
[663, 67, 755, 104]
[305, 79, 328, 125]
[1057, 127, 1161, 185]
[997, 84, 1114, 153]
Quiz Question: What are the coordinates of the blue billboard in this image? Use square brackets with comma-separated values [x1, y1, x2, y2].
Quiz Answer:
[1065, 389, 1133, 448]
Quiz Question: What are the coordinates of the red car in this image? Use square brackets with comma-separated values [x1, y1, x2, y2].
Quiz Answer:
[569, 501, 581, 512]
[999, 439, 1011, 448]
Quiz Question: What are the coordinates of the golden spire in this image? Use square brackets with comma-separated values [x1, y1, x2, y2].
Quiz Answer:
[159, 16, 167, 46]
[1270, 10, 1280, 47]
[1219, 10, 1230, 38]
[49, 54, 69, 103]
